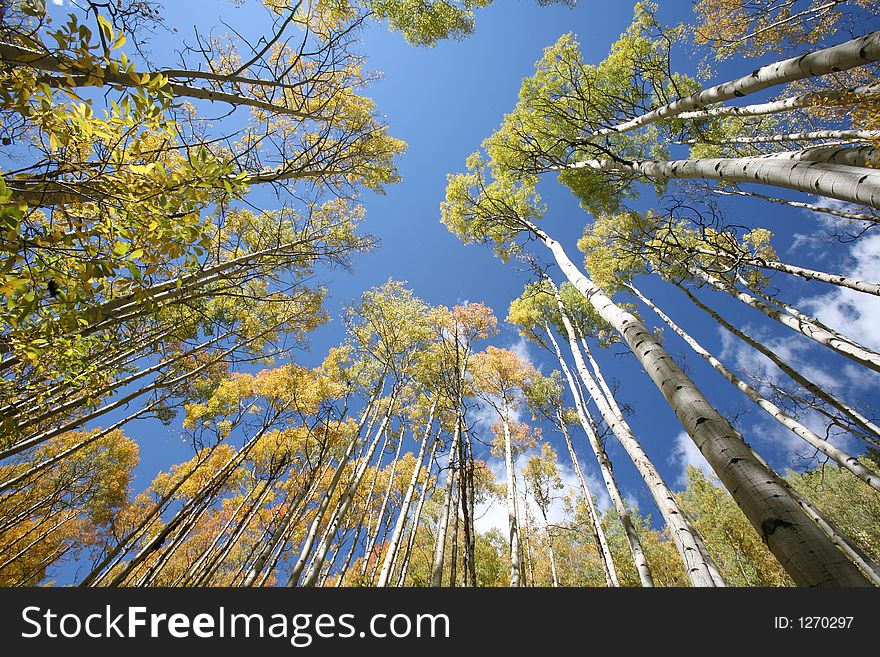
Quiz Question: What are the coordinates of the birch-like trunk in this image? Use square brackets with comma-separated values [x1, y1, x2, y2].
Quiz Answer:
[692, 247, 880, 296]
[376, 400, 436, 586]
[678, 129, 880, 146]
[546, 325, 650, 585]
[528, 220, 869, 585]
[517, 491, 532, 586]
[297, 392, 397, 587]
[360, 426, 406, 578]
[106, 424, 268, 587]
[396, 438, 439, 587]
[676, 281, 880, 445]
[501, 413, 522, 587]
[548, 288, 719, 587]
[430, 416, 462, 587]
[582, 33, 880, 139]
[562, 156, 880, 211]
[694, 268, 880, 373]
[712, 188, 880, 223]
[674, 83, 880, 122]
[630, 283, 880, 491]
[556, 414, 620, 586]
[285, 384, 384, 586]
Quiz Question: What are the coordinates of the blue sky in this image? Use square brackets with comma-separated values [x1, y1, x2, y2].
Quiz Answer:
[41, 0, 880, 581]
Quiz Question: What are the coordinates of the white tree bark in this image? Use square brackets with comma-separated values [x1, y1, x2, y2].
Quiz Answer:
[549, 284, 719, 587]
[582, 33, 880, 139]
[630, 283, 880, 491]
[376, 400, 437, 587]
[675, 282, 880, 445]
[679, 129, 880, 146]
[692, 246, 880, 296]
[430, 416, 462, 587]
[298, 392, 398, 587]
[285, 383, 385, 586]
[396, 438, 439, 587]
[695, 268, 880, 373]
[562, 155, 880, 211]
[502, 414, 523, 587]
[525, 219, 869, 586]
[556, 410, 621, 587]
[674, 83, 880, 121]
[713, 188, 880, 223]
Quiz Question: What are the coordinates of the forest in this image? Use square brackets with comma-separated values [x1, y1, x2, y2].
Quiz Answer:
[0, 0, 879, 588]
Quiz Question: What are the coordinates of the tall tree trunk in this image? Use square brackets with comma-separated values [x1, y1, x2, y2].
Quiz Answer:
[396, 438, 439, 587]
[360, 426, 406, 578]
[691, 247, 880, 296]
[285, 382, 384, 586]
[675, 281, 880, 445]
[545, 324, 648, 586]
[562, 156, 880, 211]
[583, 33, 880, 139]
[712, 188, 880, 223]
[548, 285, 720, 587]
[678, 129, 880, 146]
[297, 390, 398, 587]
[555, 409, 621, 587]
[630, 283, 880, 490]
[377, 400, 436, 586]
[430, 416, 461, 587]
[500, 413, 522, 587]
[675, 83, 880, 122]
[527, 220, 869, 585]
[693, 267, 880, 373]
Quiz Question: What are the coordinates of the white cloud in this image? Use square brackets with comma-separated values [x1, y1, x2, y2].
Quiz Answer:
[473, 448, 604, 537]
[717, 324, 843, 396]
[795, 233, 880, 353]
[668, 431, 715, 488]
[508, 335, 540, 373]
[791, 196, 878, 254]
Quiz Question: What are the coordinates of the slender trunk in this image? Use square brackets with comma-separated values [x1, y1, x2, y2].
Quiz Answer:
[360, 425, 406, 578]
[562, 156, 880, 211]
[545, 325, 648, 586]
[581, 33, 880, 139]
[457, 424, 475, 587]
[549, 288, 719, 587]
[675, 83, 880, 121]
[538, 504, 559, 587]
[377, 400, 436, 586]
[462, 427, 478, 587]
[692, 247, 880, 296]
[501, 413, 522, 587]
[298, 391, 398, 587]
[430, 416, 461, 587]
[712, 188, 880, 223]
[0, 403, 157, 494]
[81, 440, 228, 587]
[630, 283, 880, 491]
[518, 490, 533, 586]
[449, 485, 460, 586]
[396, 438, 439, 587]
[285, 383, 383, 586]
[529, 221, 869, 585]
[334, 521, 365, 587]
[694, 267, 880, 373]
[1, 324, 276, 461]
[556, 409, 620, 587]
[676, 281, 880, 445]
[678, 129, 880, 146]
[106, 421, 271, 587]
[241, 456, 331, 587]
